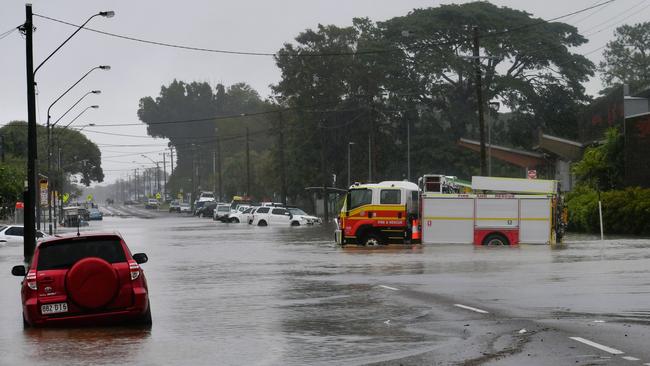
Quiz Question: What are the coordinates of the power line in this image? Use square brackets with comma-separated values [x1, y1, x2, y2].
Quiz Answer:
[583, 0, 649, 36]
[33, 1, 615, 58]
[0, 26, 19, 40]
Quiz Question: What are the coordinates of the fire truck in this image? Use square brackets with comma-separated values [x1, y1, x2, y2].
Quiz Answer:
[335, 175, 564, 246]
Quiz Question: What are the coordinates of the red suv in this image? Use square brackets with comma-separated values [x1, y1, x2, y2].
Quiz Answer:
[12, 232, 151, 327]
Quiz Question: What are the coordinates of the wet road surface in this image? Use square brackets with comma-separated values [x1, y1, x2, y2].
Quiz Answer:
[1, 206, 650, 365]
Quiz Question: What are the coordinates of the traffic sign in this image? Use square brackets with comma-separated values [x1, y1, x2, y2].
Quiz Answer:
[62, 193, 70, 203]
[15, 201, 24, 209]
[155, 192, 161, 200]
[87, 194, 93, 202]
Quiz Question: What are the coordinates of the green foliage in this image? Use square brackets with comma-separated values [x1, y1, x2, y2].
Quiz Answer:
[0, 163, 24, 218]
[599, 22, 650, 92]
[572, 128, 624, 190]
[0, 121, 103, 187]
[272, 2, 594, 191]
[566, 186, 650, 235]
[138, 81, 276, 199]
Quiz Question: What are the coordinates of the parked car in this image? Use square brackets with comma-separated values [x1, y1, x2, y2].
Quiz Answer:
[88, 208, 103, 221]
[145, 199, 159, 210]
[169, 200, 181, 213]
[197, 201, 218, 218]
[251, 207, 292, 226]
[0, 225, 49, 243]
[213, 203, 231, 221]
[179, 202, 192, 213]
[11, 232, 151, 327]
[198, 191, 215, 203]
[227, 205, 252, 223]
[287, 207, 322, 225]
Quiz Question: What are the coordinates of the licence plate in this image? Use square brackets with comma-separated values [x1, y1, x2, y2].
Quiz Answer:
[41, 302, 68, 315]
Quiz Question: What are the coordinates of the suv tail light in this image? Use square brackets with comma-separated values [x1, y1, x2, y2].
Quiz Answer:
[26, 270, 37, 290]
[128, 261, 140, 281]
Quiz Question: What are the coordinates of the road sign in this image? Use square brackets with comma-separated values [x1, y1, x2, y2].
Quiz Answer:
[62, 193, 70, 203]
[156, 192, 161, 200]
[527, 169, 537, 179]
[177, 193, 183, 199]
[15, 201, 24, 209]
[86, 194, 93, 202]
[39, 179, 48, 206]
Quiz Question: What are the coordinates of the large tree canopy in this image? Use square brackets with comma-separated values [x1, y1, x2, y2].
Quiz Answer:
[599, 22, 650, 92]
[137, 81, 275, 198]
[273, 2, 594, 190]
[0, 121, 103, 186]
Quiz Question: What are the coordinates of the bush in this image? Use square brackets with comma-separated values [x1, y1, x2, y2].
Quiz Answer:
[565, 186, 650, 235]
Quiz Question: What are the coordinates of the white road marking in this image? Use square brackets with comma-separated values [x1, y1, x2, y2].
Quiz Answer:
[518, 328, 527, 334]
[622, 356, 640, 361]
[378, 285, 399, 291]
[384, 320, 391, 325]
[569, 337, 624, 355]
[454, 304, 489, 314]
[593, 320, 606, 323]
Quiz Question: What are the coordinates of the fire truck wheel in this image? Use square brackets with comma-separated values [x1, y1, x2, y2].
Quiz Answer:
[362, 232, 384, 247]
[482, 233, 509, 246]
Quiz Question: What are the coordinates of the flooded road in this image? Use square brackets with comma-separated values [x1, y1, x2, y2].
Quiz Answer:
[2, 209, 650, 365]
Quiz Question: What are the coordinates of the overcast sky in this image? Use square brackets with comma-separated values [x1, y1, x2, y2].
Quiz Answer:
[1, 0, 648, 184]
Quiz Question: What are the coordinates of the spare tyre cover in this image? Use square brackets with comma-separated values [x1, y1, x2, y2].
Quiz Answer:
[66, 257, 119, 309]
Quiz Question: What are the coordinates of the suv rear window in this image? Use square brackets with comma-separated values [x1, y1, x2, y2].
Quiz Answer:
[37, 238, 126, 270]
[256, 207, 270, 214]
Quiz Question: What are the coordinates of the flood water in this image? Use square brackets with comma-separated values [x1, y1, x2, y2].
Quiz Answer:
[2, 211, 650, 365]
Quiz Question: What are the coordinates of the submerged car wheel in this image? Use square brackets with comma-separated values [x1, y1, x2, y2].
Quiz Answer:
[231, 218, 240, 223]
[291, 221, 300, 226]
[257, 220, 268, 227]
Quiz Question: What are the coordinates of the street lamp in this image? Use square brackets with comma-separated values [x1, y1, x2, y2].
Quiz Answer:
[23, 5, 114, 261]
[62, 105, 99, 130]
[141, 155, 161, 195]
[46, 88, 102, 235]
[347, 142, 355, 188]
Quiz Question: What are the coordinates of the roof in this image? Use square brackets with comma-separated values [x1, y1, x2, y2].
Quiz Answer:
[38, 231, 123, 245]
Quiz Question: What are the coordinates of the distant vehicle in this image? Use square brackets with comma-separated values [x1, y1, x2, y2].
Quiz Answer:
[287, 207, 321, 226]
[197, 201, 218, 218]
[197, 191, 215, 203]
[213, 203, 231, 221]
[227, 205, 252, 223]
[260, 202, 284, 207]
[0, 225, 49, 243]
[123, 200, 137, 206]
[193, 200, 208, 216]
[169, 200, 181, 213]
[251, 207, 292, 226]
[61, 207, 90, 227]
[179, 202, 192, 213]
[229, 196, 253, 213]
[145, 199, 159, 210]
[88, 208, 103, 221]
[11, 232, 151, 327]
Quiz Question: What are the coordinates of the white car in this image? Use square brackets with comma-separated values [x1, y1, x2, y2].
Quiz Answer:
[287, 207, 322, 225]
[227, 205, 252, 223]
[213, 203, 231, 221]
[198, 191, 215, 203]
[179, 202, 192, 213]
[0, 225, 49, 243]
[251, 207, 292, 226]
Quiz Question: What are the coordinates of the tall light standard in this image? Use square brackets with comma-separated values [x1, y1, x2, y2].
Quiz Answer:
[47, 87, 102, 234]
[347, 142, 355, 188]
[61, 105, 99, 130]
[22, 5, 114, 261]
[141, 155, 161, 195]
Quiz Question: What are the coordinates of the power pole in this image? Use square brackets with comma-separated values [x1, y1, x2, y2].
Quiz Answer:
[368, 134, 372, 182]
[212, 150, 216, 195]
[162, 153, 167, 199]
[245, 127, 250, 196]
[473, 26, 487, 176]
[0, 134, 5, 162]
[22, 4, 37, 262]
[278, 112, 287, 205]
[217, 137, 222, 201]
[169, 147, 174, 176]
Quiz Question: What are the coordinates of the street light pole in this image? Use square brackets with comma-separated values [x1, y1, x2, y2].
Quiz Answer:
[347, 142, 355, 188]
[22, 5, 113, 260]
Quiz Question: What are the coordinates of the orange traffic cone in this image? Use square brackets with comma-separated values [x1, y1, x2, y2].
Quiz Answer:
[411, 219, 420, 241]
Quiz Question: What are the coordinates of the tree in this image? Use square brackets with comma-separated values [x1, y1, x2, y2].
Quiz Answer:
[600, 22, 650, 92]
[273, 2, 594, 191]
[572, 128, 624, 191]
[0, 121, 104, 186]
[137, 81, 275, 198]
